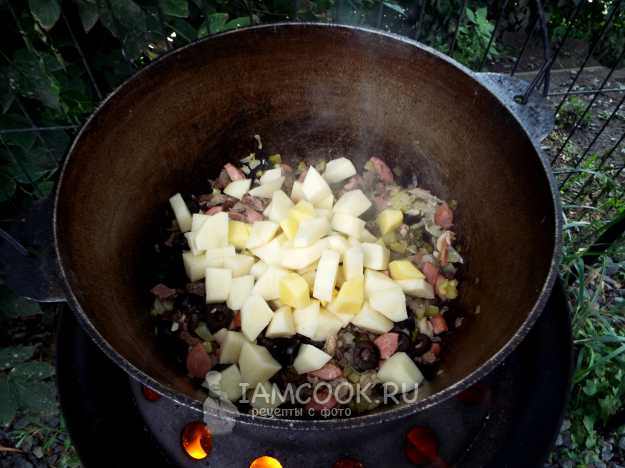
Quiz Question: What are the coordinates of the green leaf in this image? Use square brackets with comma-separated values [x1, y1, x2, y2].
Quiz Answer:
[223, 16, 251, 31]
[0, 345, 37, 370]
[465, 7, 476, 23]
[0, 376, 17, 426]
[99, 0, 147, 39]
[10, 362, 55, 381]
[29, 0, 61, 31]
[0, 171, 17, 202]
[383, 1, 406, 17]
[77, 0, 100, 32]
[159, 0, 189, 18]
[13, 379, 57, 414]
[207, 13, 228, 34]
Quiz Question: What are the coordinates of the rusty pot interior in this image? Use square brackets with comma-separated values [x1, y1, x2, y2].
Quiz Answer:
[55, 24, 559, 421]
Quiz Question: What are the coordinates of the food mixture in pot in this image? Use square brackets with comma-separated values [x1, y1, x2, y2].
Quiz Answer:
[148, 141, 463, 417]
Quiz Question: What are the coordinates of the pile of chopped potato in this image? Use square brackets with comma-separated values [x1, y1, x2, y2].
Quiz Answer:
[152, 153, 461, 416]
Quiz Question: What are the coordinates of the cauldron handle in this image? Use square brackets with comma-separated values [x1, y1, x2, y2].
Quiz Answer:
[0, 196, 66, 302]
[474, 72, 555, 143]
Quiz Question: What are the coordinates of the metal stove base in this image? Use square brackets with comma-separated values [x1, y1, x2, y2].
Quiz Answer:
[57, 280, 572, 468]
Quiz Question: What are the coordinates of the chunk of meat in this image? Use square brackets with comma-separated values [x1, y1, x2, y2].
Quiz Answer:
[240, 194, 265, 212]
[434, 202, 453, 229]
[186, 282, 205, 296]
[150, 283, 177, 299]
[228, 212, 246, 222]
[369, 157, 394, 183]
[422, 262, 440, 286]
[343, 175, 362, 191]
[224, 163, 245, 181]
[430, 315, 448, 335]
[245, 209, 264, 223]
[309, 363, 343, 380]
[374, 333, 399, 360]
[204, 205, 223, 215]
[430, 343, 441, 356]
[281, 164, 293, 173]
[373, 194, 387, 211]
[186, 343, 214, 378]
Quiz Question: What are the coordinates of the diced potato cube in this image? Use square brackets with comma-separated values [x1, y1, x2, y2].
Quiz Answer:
[259, 167, 282, 185]
[224, 178, 252, 199]
[191, 213, 210, 232]
[360, 228, 378, 243]
[293, 344, 332, 374]
[351, 303, 394, 334]
[331, 213, 365, 239]
[314, 194, 334, 210]
[323, 157, 357, 184]
[389, 260, 425, 280]
[293, 301, 320, 339]
[213, 328, 228, 344]
[253, 266, 289, 301]
[217, 364, 243, 402]
[343, 246, 364, 280]
[279, 217, 299, 240]
[265, 190, 294, 222]
[288, 200, 315, 223]
[364, 269, 398, 298]
[369, 287, 407, 322]
[333, 277, 364, 315]
[249, 381, 285, 410]
[266, 307, 296, 338]
[250, 260, 268, 279]
[280, 238, 329, 270]
[228, 221, 252, 249]
[279, 273, 311, 309]
[195, 212, 229, 250]
[226, 275, 255, 310]
[240, 295, 274, 341]
[313, 250, 341, 302]
[361, 242, 390, 270]
[327, 235, 350, 255]
[219, 331, 248, 364]
[377, 209, 404, 235]
[184, 232, 203, 256]
[302, 166, 332, 204]
[183, 251, 208, 281]
[223, 255, 255, 277]
[246, 221, 280, 249]
[205, 268, 232, 303]
[238, 342, 281, 388]
[248, 177, 285, 198]
[300, 270, 316, 289]
[396, 279, 435, 299]
[251, 237, 284, 266]
[290, 180, 305, 203]
[169, 193, 192, 232]
[204, 246, 236, 267]
[377, 352, 424, 392]
[293, 217, 331, 247]
[313, 308, 343, 341]
[333, 190, 372, 217]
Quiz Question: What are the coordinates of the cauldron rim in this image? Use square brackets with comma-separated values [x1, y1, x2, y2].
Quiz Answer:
[53, 22, 562, 430]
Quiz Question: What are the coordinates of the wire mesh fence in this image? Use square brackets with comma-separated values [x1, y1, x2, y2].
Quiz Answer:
[1, 0, 624, 255]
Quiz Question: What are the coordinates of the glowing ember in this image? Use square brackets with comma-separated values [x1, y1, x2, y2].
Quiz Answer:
[333, 458, 365, 468]
[249, 455, 283, 468]
[181, 421, 212, 460]
[405, 426, 439, 465]
[141, 385, 161, 401]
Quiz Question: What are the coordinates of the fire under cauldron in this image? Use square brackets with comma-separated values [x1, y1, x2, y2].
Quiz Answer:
[4, 24, 570, 467]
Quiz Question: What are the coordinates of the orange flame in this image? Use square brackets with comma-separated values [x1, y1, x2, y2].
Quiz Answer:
[250, 455, 283, 468]
[181, 421, 212, 460]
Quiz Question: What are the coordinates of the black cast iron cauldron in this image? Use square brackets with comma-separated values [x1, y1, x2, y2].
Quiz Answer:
[52, 23, 562, 431]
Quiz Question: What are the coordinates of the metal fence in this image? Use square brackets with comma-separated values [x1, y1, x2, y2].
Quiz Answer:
[1, 0, 624, 258]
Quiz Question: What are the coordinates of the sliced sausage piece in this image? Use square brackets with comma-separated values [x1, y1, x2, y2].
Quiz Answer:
[422, 262, 439, 286]
[369, 157, 394, 183]
[309, 363, 343, 380]
[430, 315, 448, 335]
[150, 283, 177, 299]
[434, 202, 453, 229]
[374, 333, 399, 360]
[224, 163, 245, 181]
[186, 343, 213, 378]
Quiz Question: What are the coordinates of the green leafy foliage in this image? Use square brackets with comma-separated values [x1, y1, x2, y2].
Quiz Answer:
[452, 7, 500, 67]
[28, 0, 61, 31]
